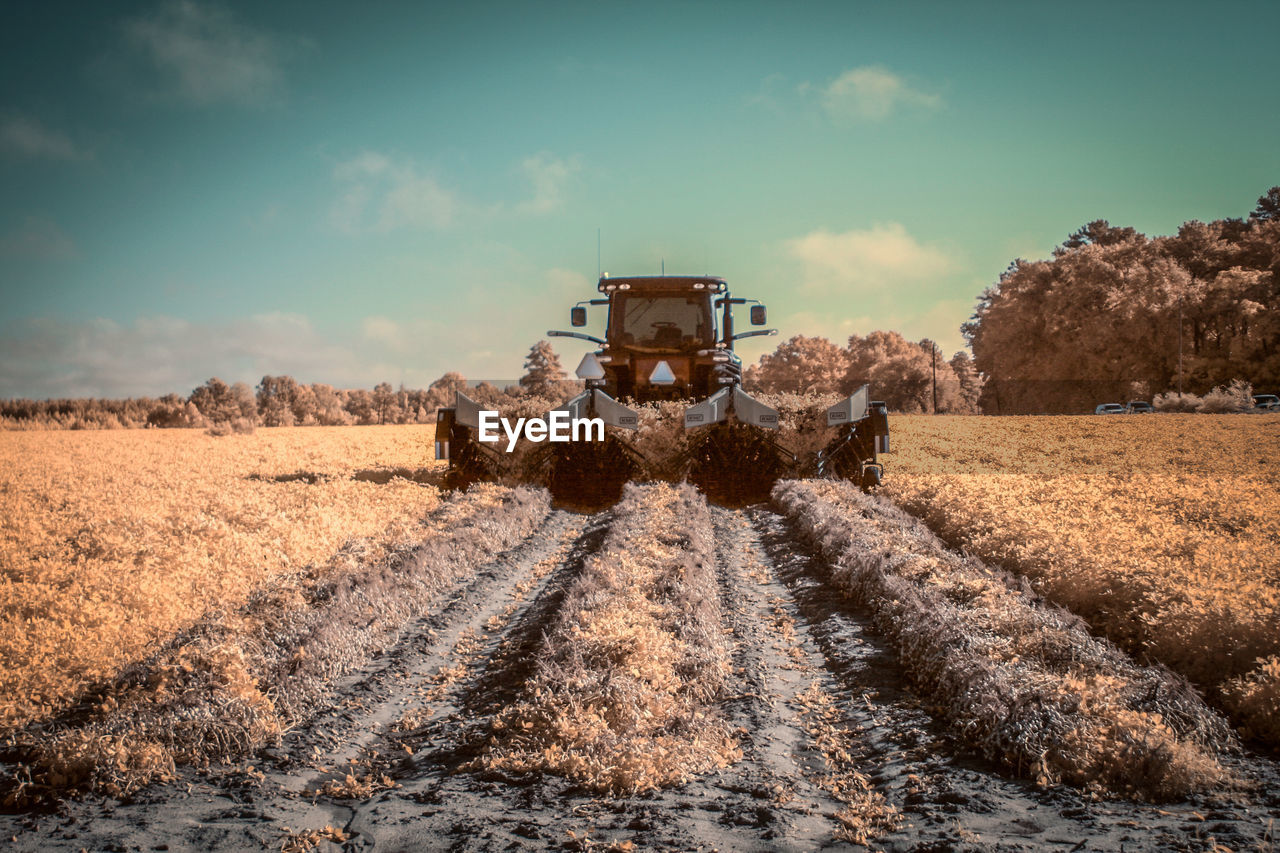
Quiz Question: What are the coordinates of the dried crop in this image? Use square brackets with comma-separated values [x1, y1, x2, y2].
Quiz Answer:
[775, 479, 1233, 801]
[11, 483, 548, 800]
[479, 482, 741, 792]
[881, 413, 1280, 746]
[0, 426, 448, 732]
[459, 392, 842, 504]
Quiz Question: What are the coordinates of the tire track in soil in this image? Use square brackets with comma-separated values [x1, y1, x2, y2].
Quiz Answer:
[5, 496, 1278, 852]
[0, 508, 593, 853]
[332, 505, 626, 851]
[747, 503, 1280, 852]
[345, 501, 900, 853]
[706, 505, 900, 849]
[266, 506, 602, 846]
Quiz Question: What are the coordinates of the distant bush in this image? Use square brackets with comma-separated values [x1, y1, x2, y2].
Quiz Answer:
[1153, 391, 1201, 412]
[1196, 379, 1253, 413]
[1154, 378, 1253, 413]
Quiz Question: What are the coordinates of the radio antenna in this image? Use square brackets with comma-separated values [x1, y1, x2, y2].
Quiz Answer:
[661, 258, 665, 275]
[596, 228, 601, 278]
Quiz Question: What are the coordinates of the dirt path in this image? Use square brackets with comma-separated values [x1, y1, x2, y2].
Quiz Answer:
[3, 494, 1279, 852]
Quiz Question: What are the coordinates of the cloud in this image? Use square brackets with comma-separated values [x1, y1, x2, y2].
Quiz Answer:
[330, 150, 577, 232]
[0, 313, 368, 399]
[821, 66, 940, 121]
[361, 315, 408, 352]
[0, 117, 91, 161]
[122, 0, 301, 106]
[744, 73, 791, 113]
[0, 217, 77, 259]
[778, 310, 880, 344]
[745, 300, 970, 370]
[0, 249, 610, 398]
[517, 153, 578, 215]
[787, 223, 953, 292]
[330, 152, 457, 232]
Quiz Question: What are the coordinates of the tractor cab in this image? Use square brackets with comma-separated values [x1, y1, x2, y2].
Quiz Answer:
[608, 283, 717, 351]
[558, 276, 773, 401]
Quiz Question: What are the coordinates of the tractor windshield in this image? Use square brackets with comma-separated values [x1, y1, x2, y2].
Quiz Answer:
[614, 294, 714, 349]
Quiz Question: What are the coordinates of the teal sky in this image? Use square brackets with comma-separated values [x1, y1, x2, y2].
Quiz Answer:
[2, 0, 1277, 397]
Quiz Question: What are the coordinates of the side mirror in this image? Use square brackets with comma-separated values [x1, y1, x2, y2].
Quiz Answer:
[750, 305, 766, 325]
[570, 306, 587, 327]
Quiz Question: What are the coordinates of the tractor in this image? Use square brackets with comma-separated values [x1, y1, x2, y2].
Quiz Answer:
[435, 274, 889, 506]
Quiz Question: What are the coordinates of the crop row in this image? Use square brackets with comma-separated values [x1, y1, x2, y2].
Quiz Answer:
[775, 479, 1234, 801]
[882, 414, 1280, 746]
[479, 482, 739, 792]
[8, 485, 547, 802]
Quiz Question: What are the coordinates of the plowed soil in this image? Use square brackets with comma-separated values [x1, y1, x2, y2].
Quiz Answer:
[3, 488, 1278, 852]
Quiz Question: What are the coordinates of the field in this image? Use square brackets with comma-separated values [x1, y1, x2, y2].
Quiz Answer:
[882, 414, 1280, 746]
[0, 426, 444, 731]
[2, 419, 1279, 851]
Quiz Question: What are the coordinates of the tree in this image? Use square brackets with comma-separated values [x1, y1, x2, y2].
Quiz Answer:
[845, 331, 961, 413]
[426, 372, 467, 413]
[519, 340, 567, 397]
[373, 381, 398, 424]
[967, 199, 1280, 412]
[345, 389, 376, 424]
[257, 375, 299, 427]
[146, 393, 189, 428]
[291, 384, 320, 425]
[1057, 219, 1143, 253]
[230, 382, 258, 425]
[745, 335, 847, 394]
[1251, 186, 1280, 222]
[310, 384, 352, 425]
[188, 378, 240, 424]
[949, 351, 984, 414]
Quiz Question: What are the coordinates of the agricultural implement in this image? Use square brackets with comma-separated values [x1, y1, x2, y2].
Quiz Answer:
[435, 275, 889, 505]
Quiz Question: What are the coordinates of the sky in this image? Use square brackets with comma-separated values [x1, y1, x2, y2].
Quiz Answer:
[2, 0, 1278, 399]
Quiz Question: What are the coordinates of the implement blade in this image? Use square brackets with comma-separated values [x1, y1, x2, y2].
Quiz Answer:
[554, 389, 640, 430]
[732, 387, 780, 429]
[684, 388, 731, 428]
[454, 391, 486, 428]
[826, 384, 870, 426]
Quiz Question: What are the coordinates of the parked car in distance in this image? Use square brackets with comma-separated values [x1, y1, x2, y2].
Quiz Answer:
[1095, 403, 1126, 414]
[1253, 394, 1280, 412]
[1125, 400, 1154, 413]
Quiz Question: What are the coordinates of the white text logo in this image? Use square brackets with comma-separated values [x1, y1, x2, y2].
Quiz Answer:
[477, 410, 605, 452]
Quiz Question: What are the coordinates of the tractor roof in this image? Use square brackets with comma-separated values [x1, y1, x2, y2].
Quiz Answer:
[597, 275, 727, 294]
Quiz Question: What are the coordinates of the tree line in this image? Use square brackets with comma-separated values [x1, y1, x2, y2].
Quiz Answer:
[0, 342, 575, 431]
[965, 187, 1280, 413]
[743, 331, 984, 413]
[4, 189, 1276, 423]
[747, 187, 1279, 414]
[0, 377, 449, 431]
